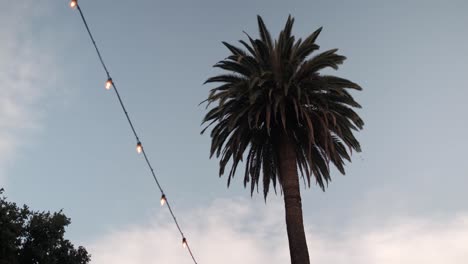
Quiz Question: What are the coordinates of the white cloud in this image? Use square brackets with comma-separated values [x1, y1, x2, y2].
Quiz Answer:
[0, 1, 57, 185]
[88, 198, 468, 264]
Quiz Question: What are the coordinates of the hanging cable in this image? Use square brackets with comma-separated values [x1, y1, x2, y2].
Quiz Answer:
[70, 1, 198, 263]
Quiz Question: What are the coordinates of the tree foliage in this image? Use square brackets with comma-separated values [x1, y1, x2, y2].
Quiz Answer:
[202, 15, 364, 198]
[0, 188, 90, 264]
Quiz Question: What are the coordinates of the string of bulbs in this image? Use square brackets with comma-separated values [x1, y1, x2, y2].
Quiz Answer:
[69, 1, 198, 263]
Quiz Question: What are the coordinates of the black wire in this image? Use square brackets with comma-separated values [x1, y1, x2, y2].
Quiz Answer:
[77, 5, 110, 77]
[74, 3, 198, 263]
[111, 81, 141, 142]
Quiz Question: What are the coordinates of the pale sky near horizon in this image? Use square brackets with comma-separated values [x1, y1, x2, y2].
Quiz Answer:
[1, 0, 468, 263]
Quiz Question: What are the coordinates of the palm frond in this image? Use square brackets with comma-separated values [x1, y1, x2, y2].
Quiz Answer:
[201, 15, 363, 198]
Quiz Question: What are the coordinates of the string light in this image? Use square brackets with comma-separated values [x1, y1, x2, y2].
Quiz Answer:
[105, 78, 113, 90]
[70, 0, 77, 8]
[70, 2, 199, 264]
[136, 142, 143, 153]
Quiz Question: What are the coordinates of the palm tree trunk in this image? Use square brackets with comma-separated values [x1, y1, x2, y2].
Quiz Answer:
[277, 132, 310, 264]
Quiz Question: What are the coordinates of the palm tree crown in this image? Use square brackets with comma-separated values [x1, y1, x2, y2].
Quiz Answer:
[202, 15, 363, 198]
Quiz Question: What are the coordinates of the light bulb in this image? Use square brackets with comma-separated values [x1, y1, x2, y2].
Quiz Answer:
[136, 142, 143, 154]
[182, 238, 187, 248]
[160, 194, 166, 206]
[70, 0, 77, 8]
[105, 78, 113, 90]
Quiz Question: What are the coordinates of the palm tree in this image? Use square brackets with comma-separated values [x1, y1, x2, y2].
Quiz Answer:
[201, 15, 363, 264]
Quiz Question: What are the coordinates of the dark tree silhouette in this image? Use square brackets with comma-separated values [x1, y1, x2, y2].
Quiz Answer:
[201, 15, 364, 264]
[0, 188, 90, 264]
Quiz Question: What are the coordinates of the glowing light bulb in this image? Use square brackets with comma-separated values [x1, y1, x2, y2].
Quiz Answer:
[70, 0, 77, 8]
[136, 142, 143, 154]
[160, 194, 166, 206]
[105, 78, 113, 90]
[182, 238, 187, 248]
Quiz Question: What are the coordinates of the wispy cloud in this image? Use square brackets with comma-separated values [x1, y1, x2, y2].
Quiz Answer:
[0, 2, 57, 185]
[88, 198, 468, 264]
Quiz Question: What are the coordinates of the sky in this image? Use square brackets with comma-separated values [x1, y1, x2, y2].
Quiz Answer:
[1, 0, 468, 263]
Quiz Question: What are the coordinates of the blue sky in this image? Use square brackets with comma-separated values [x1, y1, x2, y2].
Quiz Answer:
[1, 0, 468, 263]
